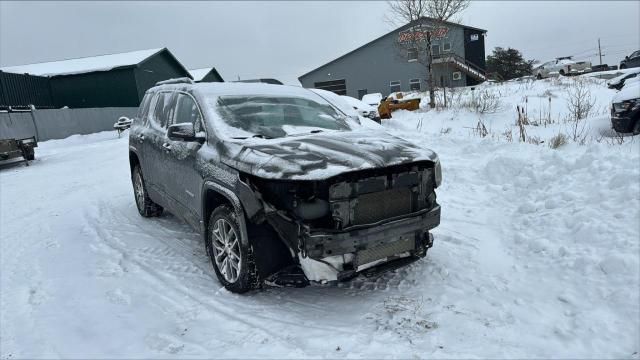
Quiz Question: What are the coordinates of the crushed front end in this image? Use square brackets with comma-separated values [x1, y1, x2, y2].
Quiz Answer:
[245, 159, 442, 283]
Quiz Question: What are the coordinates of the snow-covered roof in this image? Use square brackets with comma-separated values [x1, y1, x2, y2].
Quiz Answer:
[189, 68, 213, 82]
[1, 48, 164, 77]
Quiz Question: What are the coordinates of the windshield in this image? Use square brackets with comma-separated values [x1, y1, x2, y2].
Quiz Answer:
[215, 95, 351, 139]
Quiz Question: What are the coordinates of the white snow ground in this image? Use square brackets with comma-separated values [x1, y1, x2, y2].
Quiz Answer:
[1, 77, 639, 359]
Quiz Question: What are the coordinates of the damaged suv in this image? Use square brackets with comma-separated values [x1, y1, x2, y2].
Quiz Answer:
[129, 79, 441, 293]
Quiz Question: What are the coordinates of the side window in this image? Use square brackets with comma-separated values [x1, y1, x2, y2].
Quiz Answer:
[174, 94, 204, 132]
[390, 80, 401, 93]
[150, 92, 166, 128]
[137, 93, 151, 119]
[151, 92, 177, 129]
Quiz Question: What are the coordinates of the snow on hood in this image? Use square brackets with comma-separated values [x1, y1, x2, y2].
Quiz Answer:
[612, 82, 640, 103]
[606, 69, 640, 86]
[219, 129, 438, 180]
[340, 95, 376, 112]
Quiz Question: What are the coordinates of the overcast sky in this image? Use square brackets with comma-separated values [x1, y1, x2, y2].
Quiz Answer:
[1, 1, 638, 85]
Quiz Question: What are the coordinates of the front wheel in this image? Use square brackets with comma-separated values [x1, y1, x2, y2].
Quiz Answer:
[206, 205, 259, 293]
[536, 73, 543, 80]
[132, 165, 163, 217]
[632, 119, 640, 135]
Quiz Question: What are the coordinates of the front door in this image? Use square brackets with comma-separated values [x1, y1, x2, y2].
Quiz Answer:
[163, 92, 206, 228]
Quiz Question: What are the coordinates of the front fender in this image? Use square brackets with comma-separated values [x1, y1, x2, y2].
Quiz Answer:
[201, 181, 250, 246]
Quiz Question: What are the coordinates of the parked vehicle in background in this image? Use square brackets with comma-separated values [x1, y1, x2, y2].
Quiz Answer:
[308, 88, 361, 121]
[606, 69, 640, 90]
[378, 93, 421, 119]
[611, 81, 640, 134]
[533, 57, 592, 79]
[0, 136, 36, 163]
[361, 93, 383, 107]
[619, 50, 640, 69]
[129, 80, 442, 293]
[621, 76, 640, 90]
[340, 95, 380, 122]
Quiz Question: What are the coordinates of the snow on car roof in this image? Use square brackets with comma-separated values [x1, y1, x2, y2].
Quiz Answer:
[0, 48, 163, 76]
[188, 81, 327, 100]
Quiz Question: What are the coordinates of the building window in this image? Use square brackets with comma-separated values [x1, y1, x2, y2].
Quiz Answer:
[407, 48, 418, 62]
[452, 71, 462, 81]
[470, 33, 479, 41]
[442, 42, 452, 52]
[409, 79, 421, 91]
[389, 80, 401, 93]
[357, 89, 368, 99]
[431, 44, 440, 56]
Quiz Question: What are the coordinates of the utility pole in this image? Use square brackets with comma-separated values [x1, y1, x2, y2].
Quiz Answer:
[598, 38, 603, 66]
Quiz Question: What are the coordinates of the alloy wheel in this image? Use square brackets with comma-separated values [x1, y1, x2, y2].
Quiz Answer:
[211, 218, 242, 283]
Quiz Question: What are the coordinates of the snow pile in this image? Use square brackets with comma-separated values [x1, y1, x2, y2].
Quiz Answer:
[0, 76, 638, 358]
[386, 76, 626, 144]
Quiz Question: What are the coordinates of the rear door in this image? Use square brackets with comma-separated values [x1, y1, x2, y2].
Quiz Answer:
[162, 92, 206, 228]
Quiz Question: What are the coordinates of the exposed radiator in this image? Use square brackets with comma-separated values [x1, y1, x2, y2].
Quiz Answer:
[352, 187, 413, 225]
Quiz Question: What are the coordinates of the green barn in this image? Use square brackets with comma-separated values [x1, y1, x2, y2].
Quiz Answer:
[1, 48, 192, 108]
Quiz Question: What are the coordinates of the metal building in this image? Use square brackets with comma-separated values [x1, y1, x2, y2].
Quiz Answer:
[1, 48, 192, 108]
[299, 18, 487, 99]
[189, 67, 224, 83]
[0, 71, 54, 108]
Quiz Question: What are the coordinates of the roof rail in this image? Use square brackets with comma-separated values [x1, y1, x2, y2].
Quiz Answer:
[155, 77, 194, 86]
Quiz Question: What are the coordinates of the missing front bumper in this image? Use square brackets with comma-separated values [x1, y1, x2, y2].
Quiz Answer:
[303, 205, 440, 259]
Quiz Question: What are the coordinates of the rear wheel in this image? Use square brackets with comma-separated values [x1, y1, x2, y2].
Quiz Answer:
[536, 73, 543, 80]
[559, 69, 566, 76]
[206, 205, 259, 293]
[632, 119, 640, 135]
[132, 165, 163, 217]
[620, 64, 627, 69]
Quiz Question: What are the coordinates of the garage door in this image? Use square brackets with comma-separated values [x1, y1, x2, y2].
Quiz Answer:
[314, 79, 346, 95]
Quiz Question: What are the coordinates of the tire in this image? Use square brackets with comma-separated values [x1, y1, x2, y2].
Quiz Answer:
[633, 119, 640, 135]
[620, 64, 627, 69]
[206, 205, 260, 293]
[24, 148, 34, 161]
[536, 73, 543, 80]
[132, 165, 163, 217]
[559, 69, 565, 76]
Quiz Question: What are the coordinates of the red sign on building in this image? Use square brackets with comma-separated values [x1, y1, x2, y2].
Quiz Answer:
[398, 24, 449, 44]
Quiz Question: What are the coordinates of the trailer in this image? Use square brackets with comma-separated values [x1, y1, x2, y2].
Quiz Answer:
[0, 136, 37, 164]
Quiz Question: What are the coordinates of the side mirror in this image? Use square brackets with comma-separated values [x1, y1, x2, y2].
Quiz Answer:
[167, 123, 204, 142]
[625, 56, 630, 60]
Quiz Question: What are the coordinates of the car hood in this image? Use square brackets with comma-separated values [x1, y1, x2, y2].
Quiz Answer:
[220, 130, 438, 180]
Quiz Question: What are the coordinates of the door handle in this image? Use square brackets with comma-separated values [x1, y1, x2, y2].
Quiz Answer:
[162, 143, 172, 152]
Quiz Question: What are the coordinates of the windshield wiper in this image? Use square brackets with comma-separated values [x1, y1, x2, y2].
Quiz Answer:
[230, 134, 273, 140]
[252, 134, 273, 139]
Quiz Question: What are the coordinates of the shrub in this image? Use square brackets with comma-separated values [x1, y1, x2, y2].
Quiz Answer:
[549, 133, 568, 149]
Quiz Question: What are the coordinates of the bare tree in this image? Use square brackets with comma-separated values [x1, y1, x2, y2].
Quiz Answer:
[387, 0, 470, 108]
